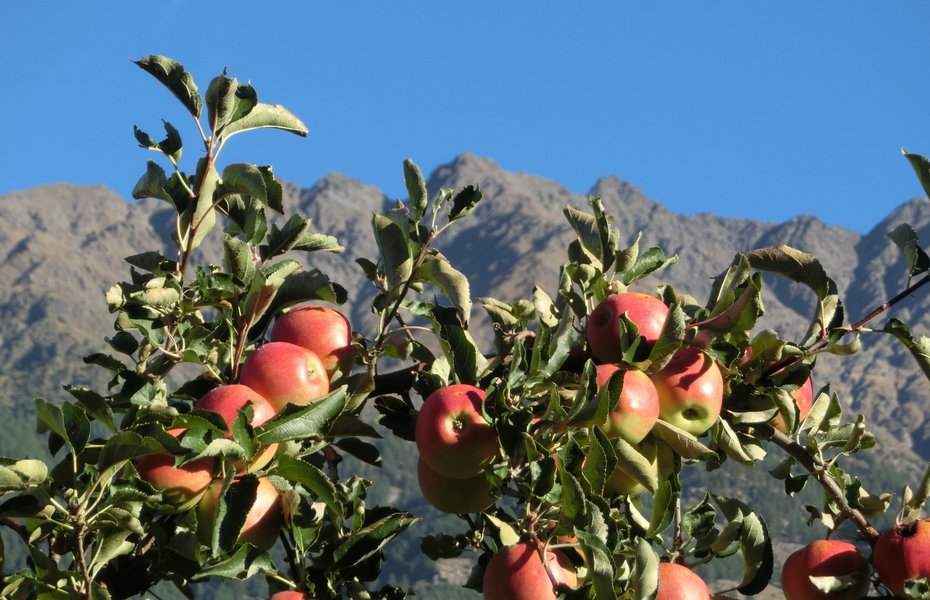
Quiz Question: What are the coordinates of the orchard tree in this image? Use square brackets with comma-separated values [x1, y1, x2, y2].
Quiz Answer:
[3, 54, 930, 599]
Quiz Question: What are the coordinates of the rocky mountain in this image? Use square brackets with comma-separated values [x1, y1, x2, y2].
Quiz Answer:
[1, 153, 929, 597]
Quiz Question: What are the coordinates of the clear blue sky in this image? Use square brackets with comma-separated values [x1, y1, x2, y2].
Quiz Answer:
[3, 2, 929, 233]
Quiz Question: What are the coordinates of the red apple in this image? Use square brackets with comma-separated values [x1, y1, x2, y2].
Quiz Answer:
[656, 563, 710, 600]
[239, 341, 330, 412]
[198, 476, 282, 551]
[137, 429, 214, 511]
[605, 436, 658, 497]
[195, 384, 279, 473]
[594, 364, 660, 444]
[874, 519, 930, 598]
[267, 593, 308, 600]
[651, 347, 723, 436]
[267, 592, 308, 600]
[483, 541, 578, 600]
[415, 384, 498, 479]
[781, 539, 869, 600]
[270, 304, 354, 378]
[586, 293, 669, 363]
[417, 458, 494, 514]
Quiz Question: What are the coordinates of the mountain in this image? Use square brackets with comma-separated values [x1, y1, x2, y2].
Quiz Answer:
[1, 154, 928, 598]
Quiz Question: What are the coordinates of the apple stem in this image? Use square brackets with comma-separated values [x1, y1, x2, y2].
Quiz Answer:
[746, 423, 881, 544]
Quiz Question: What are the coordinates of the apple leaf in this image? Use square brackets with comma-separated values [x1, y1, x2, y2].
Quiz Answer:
[220, 102, 308, 139]
[131, 161, 173, 204]
[274, 454, 342, 520]
[564, 205, 605, 270]
[192, 543, 276, 582]
[574, 527, 615, 600]
[881, 318, 930, 382]
[612, 437, 658, 495]
[372, 213, 413, 292]
[332, 511, 418, 569]
[712, 419, 764, 466]
[404, 159, 428, 222]
[134, 121, 182, 164]
[622, 247, 678, 286]
[134, 55, 202, 118]
[632, 538, 659, 600]
[651, 420, 716, 461]
[714, 496, 773, 595]
[0, 459, 48, 493]
[448, 185, 482, 222]
[904, 149, 930, 201]
[186, 162, 219, 251]
[256, 391, 346, 445]
[419, 251, 472, 325]
[421, 534, 469, 560]
[646, 476, 678, 537]
[35, 399, 90, 461]
[890, 223, 930, 277]
[582, 427, 618, 495]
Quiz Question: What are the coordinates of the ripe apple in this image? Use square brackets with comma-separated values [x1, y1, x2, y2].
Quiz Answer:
[415, 384, 498, 479]
[586, 292, 669, 363]
[651, 347, 723, 436]
[656, 563, 710, 600]
[874, 519, 930, 598]
[771, 375, 814, 433]
[605, 436, 658, 497]
[781, 539, 869, 600]
[197, 476, 282, 551]
[239, 341, 330, 412]
[137, 429, 214, 511]
[267, 592, 308, 600]
[483, 541, 578, 600]
[270, 304, 354, 378]
[594, 363, 660, 444]
[417, 458, 494, 514]
[194, 384, 279, 472]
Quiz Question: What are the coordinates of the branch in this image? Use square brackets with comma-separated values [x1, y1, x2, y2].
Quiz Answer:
[741, 422, 880, 544]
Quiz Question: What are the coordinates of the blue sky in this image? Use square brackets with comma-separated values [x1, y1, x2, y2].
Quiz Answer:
[2, 2, 929, 233]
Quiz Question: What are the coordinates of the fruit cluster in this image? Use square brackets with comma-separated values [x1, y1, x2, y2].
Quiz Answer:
[137, 304, 353, 550]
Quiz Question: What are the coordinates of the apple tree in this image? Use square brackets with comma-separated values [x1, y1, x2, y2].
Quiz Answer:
[2, 55, 930, 599]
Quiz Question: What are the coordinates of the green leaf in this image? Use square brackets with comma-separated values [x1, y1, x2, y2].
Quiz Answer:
[881, 319, 930, 381]
[430, 305, 487, 384]
[633, 538, 659, 600]
[0, 459, 48, 492]
[34, 399, 90, 459]
[97, 431, 162, 469]
[651, 420, 716, 461]
[404, 159, 428, 221]
[623, 247, 678, 285]
[747, 245, 831, 299]
[564, 205, 604, 270]
[220, 102, 308, 139]
[612, 437, 659, 495]
[274, 454, 342, 519]
[574, 527, 615, 600]
[131, 161, 172, 203]
[189, 163, 219, 250]
[703, 273, 764, 333]
[714, 496, 774, 595]
[134, 55, 203, 118]
[88, 530, 134, 580]
[419, 251, 472, 324]
[255, 387, 347, 443]
[448, 185, 482, 221]
[220, 163, 269, 206]
[223, 234, 255, 284]
[134, 121, 182, 163]
[192, 543, 276, 581]
[64, 385, 117, 433]
[332, 511, 418, 568]
[205, 71, 241, 132]
[903, 149, 930, 201]
[372, 213, 413, 292]
[889, 223, 930, 277]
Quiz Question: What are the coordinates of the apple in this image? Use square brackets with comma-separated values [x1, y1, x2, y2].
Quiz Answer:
[874, 519, 930, 598]
[656, 562, 710, 600]
[415, 384, 498, 479]
[197, 476, 282, 551]
[483, 541, 578, 600]
[605, 435, 658, 497]
[771, 375, 814, 433]
[137, 429, 214, 511]
[270, 304, 354, 378]
[239, 341, 330, 412]
[417, 458, 494, 514]
[267, 592, 308, 600]
[651, 347, 723, 436]
[194, 384, 279, 472]
[781, 539, 869, 600]
[586, 292, 669, 363]
[594, 363, 660, 444]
